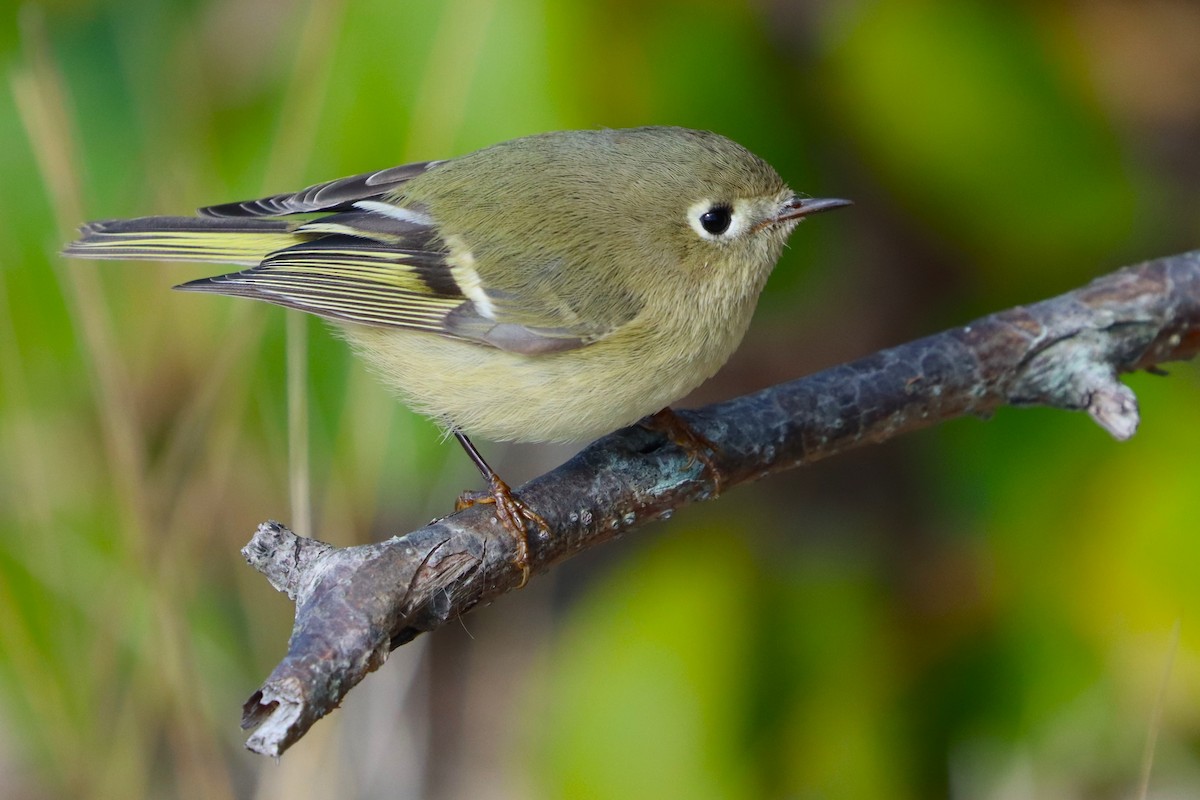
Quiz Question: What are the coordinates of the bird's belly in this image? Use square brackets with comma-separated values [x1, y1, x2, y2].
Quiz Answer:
[339, 322, 744, 443]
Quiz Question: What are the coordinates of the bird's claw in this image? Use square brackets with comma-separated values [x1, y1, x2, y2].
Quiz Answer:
[642, 408, 726, 495]
[456, 474, 547, 587]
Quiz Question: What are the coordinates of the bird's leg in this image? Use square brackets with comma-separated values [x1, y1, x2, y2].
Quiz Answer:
[452, 430, 546, 586]
[641, 408, 726, 495]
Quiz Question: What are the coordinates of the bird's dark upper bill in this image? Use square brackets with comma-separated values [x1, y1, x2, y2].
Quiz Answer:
[777, 196, 853, 222]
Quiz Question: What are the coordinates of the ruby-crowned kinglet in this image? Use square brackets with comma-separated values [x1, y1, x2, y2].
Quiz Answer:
[65, 126, 849, 569]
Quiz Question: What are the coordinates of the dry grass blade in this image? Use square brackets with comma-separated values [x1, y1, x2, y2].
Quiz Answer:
[1136, 619, 1181, 800]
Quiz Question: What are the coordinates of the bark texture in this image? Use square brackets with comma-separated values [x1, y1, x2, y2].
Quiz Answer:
[240, 251, 1200, 756]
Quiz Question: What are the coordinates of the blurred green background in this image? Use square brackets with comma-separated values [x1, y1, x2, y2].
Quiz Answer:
[2, 0, 1199, 797]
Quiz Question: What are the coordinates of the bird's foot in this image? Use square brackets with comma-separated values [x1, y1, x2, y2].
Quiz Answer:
[641, 408, 726, 495]
[456, 472, 547, 587]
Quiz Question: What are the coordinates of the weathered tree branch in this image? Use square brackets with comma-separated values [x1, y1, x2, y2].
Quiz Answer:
[239, 251, 1200, 756]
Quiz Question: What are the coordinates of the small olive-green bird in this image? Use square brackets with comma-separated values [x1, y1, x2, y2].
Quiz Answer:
[65, 126, 849, 569]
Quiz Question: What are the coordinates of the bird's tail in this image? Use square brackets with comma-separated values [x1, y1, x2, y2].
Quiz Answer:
[62, 216, 300, 266]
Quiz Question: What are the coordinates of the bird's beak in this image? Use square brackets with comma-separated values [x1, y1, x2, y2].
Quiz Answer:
[776, 196, 853, 224]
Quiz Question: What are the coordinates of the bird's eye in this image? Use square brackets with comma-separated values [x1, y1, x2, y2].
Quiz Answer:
[699, 205, 733, 235]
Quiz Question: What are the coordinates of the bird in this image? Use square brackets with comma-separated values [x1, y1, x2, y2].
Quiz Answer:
[64, 126, 851, 581]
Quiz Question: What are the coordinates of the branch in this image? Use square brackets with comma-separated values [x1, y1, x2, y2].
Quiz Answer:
[239, 251, 1200, 756]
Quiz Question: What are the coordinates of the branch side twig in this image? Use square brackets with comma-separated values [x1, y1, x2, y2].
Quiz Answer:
[240, 251, 1200, 756]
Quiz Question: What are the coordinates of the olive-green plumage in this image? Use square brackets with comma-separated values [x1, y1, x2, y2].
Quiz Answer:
[65, 126, 849, 442]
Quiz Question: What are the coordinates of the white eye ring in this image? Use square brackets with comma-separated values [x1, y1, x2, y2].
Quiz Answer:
[687, 198, 752, 241]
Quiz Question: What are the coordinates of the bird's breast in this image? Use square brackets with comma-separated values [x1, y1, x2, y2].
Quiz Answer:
[338, 281, 759, 443]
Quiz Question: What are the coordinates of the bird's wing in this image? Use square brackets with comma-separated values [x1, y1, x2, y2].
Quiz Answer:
[68, 156, 644, 353]
[176, 207, 632, 354]
[198, 162, 441, 217]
